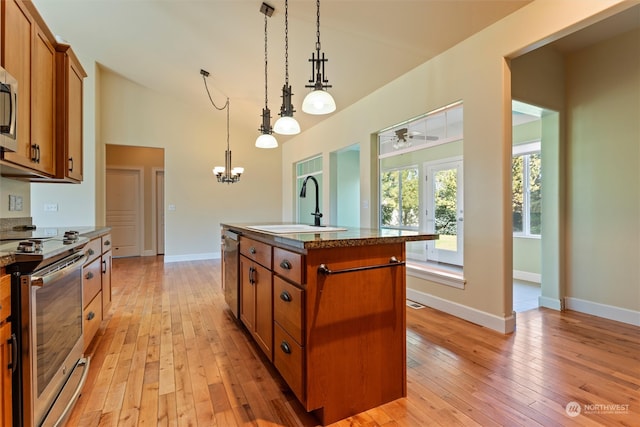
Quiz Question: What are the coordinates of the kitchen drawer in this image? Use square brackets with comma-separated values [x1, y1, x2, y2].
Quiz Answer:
[240, 236, 272, 269]
[83, 291, 102, 350]
[274, 323, 304, 402]
[83, 257, 102, 307]
[273, 247, 303, 284]
[0, 273, 10, 322]
[274, 276, 304, 344]
[101, 233, 112, 254]
[83, 237, 101, 264]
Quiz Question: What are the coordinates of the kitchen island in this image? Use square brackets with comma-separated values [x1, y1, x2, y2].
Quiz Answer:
[221, 223, 438, 425]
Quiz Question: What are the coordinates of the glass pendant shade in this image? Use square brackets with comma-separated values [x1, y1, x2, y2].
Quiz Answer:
[302, 89, 336, 115]
[255, 133, 278, 148]
[274, 116, 301, 135]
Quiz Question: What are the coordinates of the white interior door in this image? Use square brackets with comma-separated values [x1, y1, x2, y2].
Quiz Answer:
[156, 170, 165, 255]
[425, 158, 463, 266]
[106, 167, 142, 257]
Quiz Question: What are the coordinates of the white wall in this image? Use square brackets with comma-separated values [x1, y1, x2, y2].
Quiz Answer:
[282, 0, 635, 332]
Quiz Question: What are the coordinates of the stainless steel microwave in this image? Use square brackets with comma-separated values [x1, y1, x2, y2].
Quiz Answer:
[0, 66, 18, 152]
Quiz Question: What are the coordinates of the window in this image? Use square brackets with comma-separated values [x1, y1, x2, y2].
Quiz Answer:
[512, 142, 541, 236]
[381, 167, 419, 229]
[378, 102, 465, 272]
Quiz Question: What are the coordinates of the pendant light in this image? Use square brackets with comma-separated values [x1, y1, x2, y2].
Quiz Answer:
[201, 69, 244, 184]
[273, 0, 300, 135]
[302, 0, 336, 115]
[256, 3, 278, 148]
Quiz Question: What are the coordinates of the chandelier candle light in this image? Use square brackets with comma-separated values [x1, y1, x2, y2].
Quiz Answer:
[256, 2, 278, 148]
[302, 0, 336, 115]
[273, 0, 300, 135]
[201, 69, 244, 184]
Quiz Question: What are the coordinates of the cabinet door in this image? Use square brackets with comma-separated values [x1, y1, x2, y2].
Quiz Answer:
[253, 262, 273, 360]
[0, 322, 12, 427]
[2, 0, 33, 166]
[66, 56, 83, 181]
[239, 256, 255, 332]
[30, 25, 56, 175]
[102, 250, 112, 314]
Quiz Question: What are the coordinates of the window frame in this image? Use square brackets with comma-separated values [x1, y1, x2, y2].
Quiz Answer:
[512, 141, 541, 238]
[379, 165, 420, 231]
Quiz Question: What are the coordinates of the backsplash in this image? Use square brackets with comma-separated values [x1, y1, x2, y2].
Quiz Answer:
[0, 217, 33, 232]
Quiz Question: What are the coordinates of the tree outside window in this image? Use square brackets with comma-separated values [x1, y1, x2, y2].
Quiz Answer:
[512, 151, 541, 236]
[381, 167, 419, 228]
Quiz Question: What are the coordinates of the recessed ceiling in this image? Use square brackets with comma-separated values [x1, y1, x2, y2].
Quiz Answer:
[32, 0, 532, 141]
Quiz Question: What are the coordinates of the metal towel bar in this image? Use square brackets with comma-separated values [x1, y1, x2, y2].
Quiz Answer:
[318, 256, 404, 275]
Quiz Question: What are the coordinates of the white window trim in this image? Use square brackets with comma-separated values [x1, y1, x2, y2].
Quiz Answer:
[406, 261, 466, 289]
[513, 141, 541, 238]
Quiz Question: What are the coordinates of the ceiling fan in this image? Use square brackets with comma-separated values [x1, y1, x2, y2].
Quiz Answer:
[382, 128, 439, 149]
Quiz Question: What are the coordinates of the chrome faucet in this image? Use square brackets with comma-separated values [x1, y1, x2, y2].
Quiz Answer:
[299, 176, 322, 226]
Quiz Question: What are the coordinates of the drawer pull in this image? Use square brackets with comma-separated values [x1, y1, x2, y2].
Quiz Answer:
[280, 341, 291, 354]
[85, 272, 94, 280]
[87, 311, 95, 321]
[104, 240, 111, 246]
[250, 247, 257, 254]
[280, 291, 292, 302]
[318, 256, 405, 275]
[87, 248, 95, 256]
[102, 259, 107, 274]
[279, 260, 292, 270]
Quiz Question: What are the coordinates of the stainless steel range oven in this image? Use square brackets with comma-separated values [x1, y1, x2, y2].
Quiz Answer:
[4, 231, 90, 427]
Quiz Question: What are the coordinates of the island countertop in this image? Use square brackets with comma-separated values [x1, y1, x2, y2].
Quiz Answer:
[221, 222, 438, 251]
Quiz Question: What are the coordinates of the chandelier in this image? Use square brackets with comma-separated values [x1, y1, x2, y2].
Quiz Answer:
[256, 3, 277, 148]
[302, 0, 336, 115]
[201, 69, 244, 184]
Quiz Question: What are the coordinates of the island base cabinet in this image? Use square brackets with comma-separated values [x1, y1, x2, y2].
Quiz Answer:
[239, 256, 273, 361]
[305, 243, 407, 425]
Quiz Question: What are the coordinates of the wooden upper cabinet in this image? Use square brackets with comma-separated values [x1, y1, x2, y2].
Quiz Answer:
[1, 0, 85, 182]
[54, 44, 86, 182]
[1, 0, 56, 177]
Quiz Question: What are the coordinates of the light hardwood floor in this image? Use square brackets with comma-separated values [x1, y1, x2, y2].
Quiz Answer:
[68, 256, 640, 426]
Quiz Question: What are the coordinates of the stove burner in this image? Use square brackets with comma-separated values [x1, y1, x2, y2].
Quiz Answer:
[63, 231, 80, 244]
[17, 241, 37, 253]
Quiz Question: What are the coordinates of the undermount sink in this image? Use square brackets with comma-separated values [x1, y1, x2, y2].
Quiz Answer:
[247, 224, 347, 234]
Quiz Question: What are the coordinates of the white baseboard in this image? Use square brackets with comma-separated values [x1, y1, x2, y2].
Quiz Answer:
[513, 270, 541, 284]
[565, 297, 640, 327]
[538, 295, 562, 310]
[164, 252, 221, 263]
[406, 288, 516, 333]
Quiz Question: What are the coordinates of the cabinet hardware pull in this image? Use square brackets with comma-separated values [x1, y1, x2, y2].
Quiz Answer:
[85, 272, 94, 280]
[249, 266, 256, 284]
[280, 291, 292, 302]
[87, 248, 95, 256]
[31, 145, 38, 162]
[36, 144, 41, 163]
[102, 260, 107, 274]
[104, 240, 111, 246]
[280, 260, 292, 270]
[280, 341, 291, 354]
[250, 247, 257, 254]
[8, 333, 17, 373]
[318, 256, 404, 275]
[87, 311, 95, 321]
[69, 157, 74, 172]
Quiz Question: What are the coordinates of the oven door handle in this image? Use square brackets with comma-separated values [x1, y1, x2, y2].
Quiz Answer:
[30, 254, 87, 287]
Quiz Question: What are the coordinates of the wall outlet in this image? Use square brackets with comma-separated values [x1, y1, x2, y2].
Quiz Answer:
[168, 204, 176, 211]
[44, 203, 59, 212]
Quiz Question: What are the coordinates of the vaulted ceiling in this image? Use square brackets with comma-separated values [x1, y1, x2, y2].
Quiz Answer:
[33, 0, 535, 140]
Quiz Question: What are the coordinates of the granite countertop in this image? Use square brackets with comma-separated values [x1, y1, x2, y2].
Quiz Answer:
[0, 226, 111, 268]
[222, 222, 438, 251]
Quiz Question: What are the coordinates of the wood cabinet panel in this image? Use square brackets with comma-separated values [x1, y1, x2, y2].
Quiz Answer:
[239, 255, 273, 360]
[83, 237, 101, 264]
[83, 292, 102, 351]
[2, 1, 56, 177]
[0, 271, 11, 427]
[102, 250, 112, 314]
[273, 276, 303, 344]
[273, 247, 303, 284]
[83, 257, 101, 307]
[274, 323, 304, 402]
[240, 236, 271, 269]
